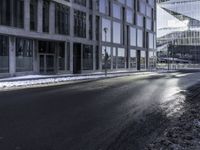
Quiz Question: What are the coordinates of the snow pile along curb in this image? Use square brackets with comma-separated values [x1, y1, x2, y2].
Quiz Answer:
[146, 84, 200, 150]
[0, 75, 107, 90]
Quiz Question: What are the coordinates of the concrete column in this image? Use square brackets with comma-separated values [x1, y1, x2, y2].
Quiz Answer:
[65, 41, 68, 71]
[37, 0, 43, 33]
[49, 2, 55, 34]
[70, 42, 73, 73]
[86, 13, 89, 40]
[9, 36, 16, 76]
[24, 0, 30, 31]
[70, 7, 74, 37]
[93, 45, 96, 71]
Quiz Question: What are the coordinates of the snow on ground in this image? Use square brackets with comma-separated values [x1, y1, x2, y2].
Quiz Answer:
[0, 75, 106, 90]
[0, 72, 155, 90]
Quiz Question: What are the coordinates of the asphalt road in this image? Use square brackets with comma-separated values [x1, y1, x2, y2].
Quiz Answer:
[0, 72, 200, 150]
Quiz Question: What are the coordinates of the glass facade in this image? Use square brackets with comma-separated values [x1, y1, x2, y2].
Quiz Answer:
[0, 35, 9, 73]
[0, 0, 24, 28]
[157, 0, 200, 68]
[55, 3, 70, 35]
[102, 18, 111, 42]
[16, 38, 33, 72]
[30, 0, 37, 31]
[117, 48, 126, 69]
[83, 45, 93, 70]
[0, 0, 156, 76]
[130, 49, 137, 69]
[113, 22, 121, 44]
[58, 42, 65, 71]
[43, 0, 49, 33]
[74, 10, 86, 38]
[102, 46, 111, 69]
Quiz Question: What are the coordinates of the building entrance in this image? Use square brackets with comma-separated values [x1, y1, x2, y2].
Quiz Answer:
[39, 54, 55, 74]
[38, 41, 56, 74]
[73, 43, 82, 74]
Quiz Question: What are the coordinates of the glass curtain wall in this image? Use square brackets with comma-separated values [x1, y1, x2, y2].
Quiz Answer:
[0, 35, 9, 73]
[74, 10, 86, 38]
[117, 48, 125, 69]
[130, 49, 137, 69]
[140, 51, 146, 70]
[83, 45, 93, 70]
[16, 38, 33, 72]
[0, 0, 24, 28]
[55, 3, 70, 35]
[58, 42, 65, 71]
[43, 0, 49, 33]
[102, 46, 111, 69]
[30, 0, 38, 31]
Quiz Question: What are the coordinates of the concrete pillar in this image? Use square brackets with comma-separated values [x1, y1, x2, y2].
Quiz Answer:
[24, 0, 30, 31]
[70, 7, 74, 37]
[9, 36, 16, 76]
[86, 13, 89, 40]
[49, 2, 55, 34]
[70, 42, 73, 73]
[93, 44, 96, 71]
[37, 0, 43, 33]
[65, 41, 68, 71]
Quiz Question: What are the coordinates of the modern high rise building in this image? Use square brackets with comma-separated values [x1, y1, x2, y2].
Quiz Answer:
[157, 0, 200, 68]
[0, 0, 156, 77]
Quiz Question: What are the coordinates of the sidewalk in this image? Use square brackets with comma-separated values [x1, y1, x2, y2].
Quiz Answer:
[0, 71, 160, 91]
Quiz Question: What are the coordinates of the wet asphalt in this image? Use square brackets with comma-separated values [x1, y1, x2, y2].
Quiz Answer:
[0, 72, 200, 150]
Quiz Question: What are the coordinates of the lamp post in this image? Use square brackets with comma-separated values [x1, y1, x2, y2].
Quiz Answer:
[104, 27, 108, 76]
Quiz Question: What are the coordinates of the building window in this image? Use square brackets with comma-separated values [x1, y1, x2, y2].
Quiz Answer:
[13, 0, 24, 28]
[117, 48, 125, 69]
[89, 15, 93, 40]
[43, 0, 49, 33]
[30, 0, 38, 31]
[137, 29, 143, 47]
[55, 3, 70, 35]
[148, 33, 154, 49]
[130, 49, 137, 69]
[126, 0, 133, 8]
[112, 3, 121, 19]
[113, 47, 117, 69]
[0, 0, 11, 26]
[0, 0, 24, 28]
[58, 42, 65, 71]
[102, 46, 111, 69]
[137, 14, 144, 27]
[149, 51, 155, 69]
[140, 51, 146, 69]
[83, 45, 93, 70]
[74, 0, 86, 6]
[113, 22, 121, 44]
[98, 0, 106, 14]
[130, 27, 136, 46]
[102, 18, 111, 42]
[0, 35, 9, 73]
[16, 38, 33, 72]
[74, 10, 86, 38]
[126, 9, 133, 24]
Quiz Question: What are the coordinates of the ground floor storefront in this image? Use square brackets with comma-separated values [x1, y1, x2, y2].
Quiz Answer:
[0, 34, 156, 78]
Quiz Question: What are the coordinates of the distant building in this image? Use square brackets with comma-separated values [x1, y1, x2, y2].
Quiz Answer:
[157, 0, 200, 67]
[0, 0, 156, 77]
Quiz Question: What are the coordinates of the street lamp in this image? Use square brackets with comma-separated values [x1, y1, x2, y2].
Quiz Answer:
[104, 27, 108, 76]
